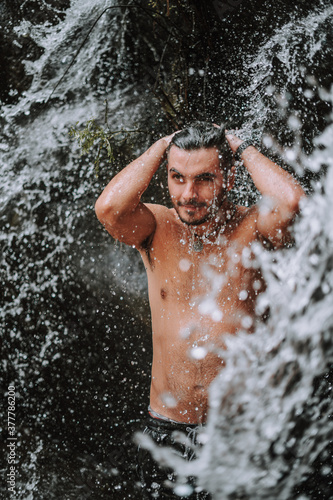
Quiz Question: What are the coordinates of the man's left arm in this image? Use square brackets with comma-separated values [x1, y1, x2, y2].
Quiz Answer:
[226, 133, 306, 247]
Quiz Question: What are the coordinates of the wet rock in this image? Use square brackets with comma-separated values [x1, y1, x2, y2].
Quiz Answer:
[0, 0, 70, 104]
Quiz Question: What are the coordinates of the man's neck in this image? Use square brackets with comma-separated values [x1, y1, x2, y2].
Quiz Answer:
[187, 200, 235, 238]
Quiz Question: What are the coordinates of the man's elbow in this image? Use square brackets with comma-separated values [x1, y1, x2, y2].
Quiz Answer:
[286, 185, 306, 215]
[95, 197, 106, 223]
[95, 196, 118, 226]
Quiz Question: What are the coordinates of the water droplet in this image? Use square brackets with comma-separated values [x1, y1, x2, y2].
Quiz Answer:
[288, 115, 301, 130]
[253, 280, 262, 291]
[190, 346, 207, 360]
[174, 484, 193, 496]
[179, 258, 191, 272]
[241, 315, 253, 329]
[161, 392, 177, 408]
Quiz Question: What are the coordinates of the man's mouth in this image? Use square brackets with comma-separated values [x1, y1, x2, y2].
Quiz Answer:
[183, 205, 199, 211]
[178, 202, 206, 210]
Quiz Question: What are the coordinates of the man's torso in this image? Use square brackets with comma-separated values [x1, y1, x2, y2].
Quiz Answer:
[139, 203, 264, 423]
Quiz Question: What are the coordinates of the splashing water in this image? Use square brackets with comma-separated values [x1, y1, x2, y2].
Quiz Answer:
[240, 5, 333, 137]
[213, 122, 331, 498]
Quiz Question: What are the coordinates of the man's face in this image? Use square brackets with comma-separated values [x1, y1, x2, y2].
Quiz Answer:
[167, 146, 229, 226]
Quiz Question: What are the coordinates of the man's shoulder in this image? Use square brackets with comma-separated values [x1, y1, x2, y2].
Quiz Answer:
[139, 204, 177, 263]
[230, 204, 261, 241]
[234, 204, 259, 224]
[236, 204, 258, 215]
[234, 203, 277, 249]
[145, 203, 176, 223]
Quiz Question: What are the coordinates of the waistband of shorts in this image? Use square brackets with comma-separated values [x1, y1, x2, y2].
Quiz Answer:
[147, 406, 202, 430]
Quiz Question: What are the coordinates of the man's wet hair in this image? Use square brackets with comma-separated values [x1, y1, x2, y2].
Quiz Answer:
[169, 121, 233, 172]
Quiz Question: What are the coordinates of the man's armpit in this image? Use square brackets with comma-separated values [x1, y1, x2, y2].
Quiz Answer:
[257, 226, 295, 250]
[140, 231, 155, 269]
[257, 231, 276, 250]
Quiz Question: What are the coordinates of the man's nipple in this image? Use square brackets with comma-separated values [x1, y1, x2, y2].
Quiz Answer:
[160, 288, 167, 299]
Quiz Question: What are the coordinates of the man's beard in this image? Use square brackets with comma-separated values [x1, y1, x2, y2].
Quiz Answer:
[177, 211, 211, 226]
[174, 197, 224, 226]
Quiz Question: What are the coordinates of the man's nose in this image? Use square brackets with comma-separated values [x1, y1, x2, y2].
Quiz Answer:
[183, 181, 197, 200]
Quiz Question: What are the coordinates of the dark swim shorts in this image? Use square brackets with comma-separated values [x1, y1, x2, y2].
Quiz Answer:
[136, 412, 211, 499]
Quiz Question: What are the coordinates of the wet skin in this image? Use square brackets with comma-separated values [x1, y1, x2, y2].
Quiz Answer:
[95, 135, 305, 425]
[139, 147, 263, 424]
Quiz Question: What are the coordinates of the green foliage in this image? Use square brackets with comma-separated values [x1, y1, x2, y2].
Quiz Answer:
[69, 102, 144, 176]
[69, 119, 113, 175]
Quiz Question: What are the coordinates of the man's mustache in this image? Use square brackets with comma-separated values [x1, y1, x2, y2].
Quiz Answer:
[177, 200, 207, 208]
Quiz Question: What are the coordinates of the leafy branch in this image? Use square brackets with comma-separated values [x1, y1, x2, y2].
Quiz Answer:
[69, 102, 145, 176]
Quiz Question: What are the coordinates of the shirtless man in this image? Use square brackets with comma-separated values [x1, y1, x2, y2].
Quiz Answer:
[95, 122, 305, 497]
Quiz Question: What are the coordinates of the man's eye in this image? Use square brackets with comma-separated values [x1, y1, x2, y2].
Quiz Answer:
[173, 174, 184, 182]
[198, 175, 214, 182]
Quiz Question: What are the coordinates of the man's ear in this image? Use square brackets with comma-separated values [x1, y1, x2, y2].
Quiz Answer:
[227, 165, 236, 191]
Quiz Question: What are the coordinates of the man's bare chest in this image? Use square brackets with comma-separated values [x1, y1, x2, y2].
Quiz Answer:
[146, 237, 260, 304]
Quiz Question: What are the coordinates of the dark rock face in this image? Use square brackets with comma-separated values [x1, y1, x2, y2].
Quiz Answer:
[0, 32, 43, 104]
[0, 0, 70, 104]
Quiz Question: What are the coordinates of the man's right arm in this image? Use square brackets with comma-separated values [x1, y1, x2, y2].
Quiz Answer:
[95, 134, 173, 248]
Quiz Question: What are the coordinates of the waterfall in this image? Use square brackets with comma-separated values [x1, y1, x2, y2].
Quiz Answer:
[1, 0, 332, 498]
